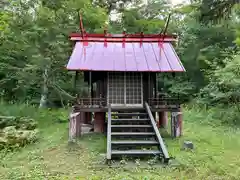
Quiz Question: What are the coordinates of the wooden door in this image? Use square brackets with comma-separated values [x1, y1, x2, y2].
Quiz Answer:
[108, 72, 143, 107]
[125, 72, 143, 106]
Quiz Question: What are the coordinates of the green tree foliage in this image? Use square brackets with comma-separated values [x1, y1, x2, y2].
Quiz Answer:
[0, 0, 107, 107]
[92, 0, 140, 14]
[1, 0, 240, 116]
[198, 0, 240, 23]
[199, 53, 240, 105]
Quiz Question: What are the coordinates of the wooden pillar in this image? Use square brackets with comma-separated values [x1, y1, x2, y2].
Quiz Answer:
[84, 112, 92, 124]
[154, 73, 157, 98]
[80, 112, 85, 124]
[158, 111, 168, 128]
[88, 71, 91, 93]
[94, 112, 106, 133]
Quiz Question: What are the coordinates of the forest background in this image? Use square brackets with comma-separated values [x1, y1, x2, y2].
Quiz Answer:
[2, 1, 240, 179]
[1, 0, 240, 124]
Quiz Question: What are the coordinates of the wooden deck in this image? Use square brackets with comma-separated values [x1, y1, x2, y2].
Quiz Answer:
[73, 96, 182, 112]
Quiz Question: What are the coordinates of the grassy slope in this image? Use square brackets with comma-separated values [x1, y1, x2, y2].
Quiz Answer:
[0, 103, 240, 180]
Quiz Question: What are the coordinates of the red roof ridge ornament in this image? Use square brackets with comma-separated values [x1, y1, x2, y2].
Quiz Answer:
[104, 27, 108, 47]
[79, 13, 89, 46]
[140, 32, 143, 48]
[159, 13, 171, 48]
[122, 30, 126, 48]
[71, 13, 178, 44]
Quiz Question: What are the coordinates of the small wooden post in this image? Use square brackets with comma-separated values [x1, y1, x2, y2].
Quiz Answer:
[69, 112, 81, 142]
[179, 107, 183, 136]
[158, 111, 168, 128]
[171, 108, 183, 138]
[94, 112, 106, 133]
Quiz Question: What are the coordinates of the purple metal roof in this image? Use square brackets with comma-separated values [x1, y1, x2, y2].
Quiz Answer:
[66, 42, 185, 72]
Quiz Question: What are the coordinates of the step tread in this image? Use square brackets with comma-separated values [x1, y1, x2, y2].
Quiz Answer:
[112, 150, 161, 155]
[111, 132, 155, 135]
[111, 140, 158, 144]
[111, 125, 152, 128]
[114, 113, 148, 116]
[112, 118, 149, 121]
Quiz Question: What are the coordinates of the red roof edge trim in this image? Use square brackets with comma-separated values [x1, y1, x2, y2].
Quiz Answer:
[70, 33, 177, 39]
[70, 37, 177, 43]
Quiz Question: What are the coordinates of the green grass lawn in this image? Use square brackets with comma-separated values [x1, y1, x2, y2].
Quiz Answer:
[1, 104, 240, 179]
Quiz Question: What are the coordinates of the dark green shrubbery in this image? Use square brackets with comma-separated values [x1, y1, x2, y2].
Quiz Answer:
[0, 116, 37, 130]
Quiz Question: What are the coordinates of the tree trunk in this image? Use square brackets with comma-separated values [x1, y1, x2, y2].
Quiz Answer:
[39, 67, 49, 108]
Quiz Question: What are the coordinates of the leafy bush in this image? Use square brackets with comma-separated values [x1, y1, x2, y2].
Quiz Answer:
[0, 126, 39, 150]
[0, 116, 37, 130]
[0, 110, 39, 150]
[0, 102, 70, 150]
[198, 54, 240, 106]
